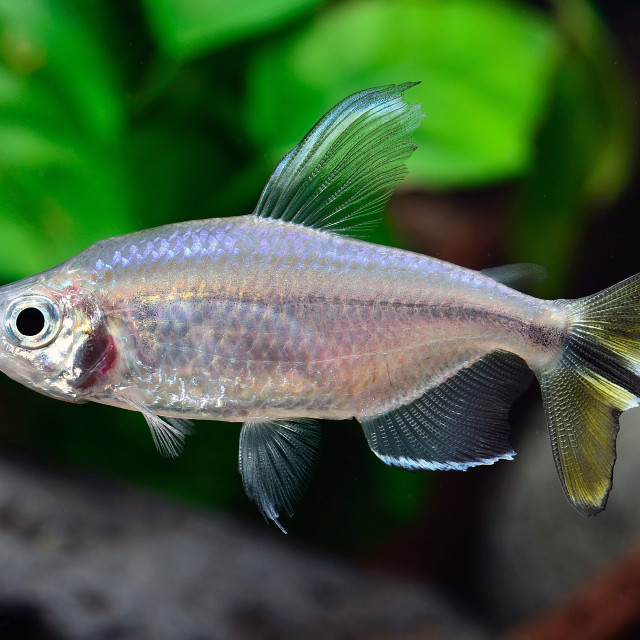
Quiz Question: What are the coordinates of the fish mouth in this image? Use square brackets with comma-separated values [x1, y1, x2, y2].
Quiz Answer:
[0, 332, 77, 403]
[0, 357, 78, 403]
[0, 350, 37, 387]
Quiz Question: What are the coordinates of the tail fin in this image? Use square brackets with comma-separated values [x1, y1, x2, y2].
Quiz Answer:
[539, 274, 640, 515]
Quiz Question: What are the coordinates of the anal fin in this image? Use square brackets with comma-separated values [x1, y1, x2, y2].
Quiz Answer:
[359, 351, 532, 471]
[239, 419, 321, 533]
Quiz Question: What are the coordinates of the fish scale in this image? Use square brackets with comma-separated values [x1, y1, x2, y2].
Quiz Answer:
[2, 83, 640, 531]
[62, 215, 551, 421]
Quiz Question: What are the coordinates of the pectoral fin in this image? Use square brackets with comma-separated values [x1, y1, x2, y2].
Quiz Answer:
[143, 413, 194, 458]
[116, 390, 194, 457]
[239, 419, 321, 533]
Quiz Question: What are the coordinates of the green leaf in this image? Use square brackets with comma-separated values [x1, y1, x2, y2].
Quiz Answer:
[510, 0, 636, 296]
[0, 124, 81, 167]
[141, 0, 326, 59]
[127, 112, 225, 228]
[245, 0, 560, 188]
[510, 60, 589, 296]
[553, 0, 635, 206]
[0, 202, 53, 279]
[0, 0, 123, 142]
[0, 0, 135, 279]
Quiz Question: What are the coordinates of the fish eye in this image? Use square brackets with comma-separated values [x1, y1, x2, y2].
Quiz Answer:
[4, 295, 63, 349]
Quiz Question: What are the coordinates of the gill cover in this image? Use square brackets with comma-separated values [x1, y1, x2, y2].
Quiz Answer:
[0, 278, 117, 401]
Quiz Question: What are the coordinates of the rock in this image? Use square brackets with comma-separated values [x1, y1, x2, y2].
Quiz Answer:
[0, 455, 488, 640]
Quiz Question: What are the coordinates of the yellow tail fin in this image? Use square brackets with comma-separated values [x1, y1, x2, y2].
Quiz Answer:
[539, 274, 640, 515]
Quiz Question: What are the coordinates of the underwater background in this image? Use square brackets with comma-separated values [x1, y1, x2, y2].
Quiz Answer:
[1, 1, 639, 638]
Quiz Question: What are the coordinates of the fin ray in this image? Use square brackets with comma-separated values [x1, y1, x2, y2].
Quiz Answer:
[360, 351, 532, 471]
[143, 411, 190, 458]
[239, 419, 321, 533]
[116, 391, 193, 457]
[253, 83, 423, 234]
[539, 274, 640, 515]
[539, 368, 631, 515]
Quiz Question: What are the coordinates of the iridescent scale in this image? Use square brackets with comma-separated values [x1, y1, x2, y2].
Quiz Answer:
[77, 216, 561, 422]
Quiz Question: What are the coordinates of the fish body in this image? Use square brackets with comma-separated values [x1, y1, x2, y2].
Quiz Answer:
[1, 83, 639, 530]
[3, 216, 561, 421]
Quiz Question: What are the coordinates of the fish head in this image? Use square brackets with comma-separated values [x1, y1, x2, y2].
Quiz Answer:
[0, 268, 115, 402]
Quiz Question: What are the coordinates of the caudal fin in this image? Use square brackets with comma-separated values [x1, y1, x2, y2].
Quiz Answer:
[539, 274, 640, 515]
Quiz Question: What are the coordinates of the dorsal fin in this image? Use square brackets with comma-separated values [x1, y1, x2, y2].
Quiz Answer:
[253, 83, 424, 235]
[359, 351, 532, 471]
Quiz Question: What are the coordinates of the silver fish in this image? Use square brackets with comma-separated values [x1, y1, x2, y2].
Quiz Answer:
[1, 83, 639, 531]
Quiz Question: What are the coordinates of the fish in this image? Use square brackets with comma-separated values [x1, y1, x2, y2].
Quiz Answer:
[1, 82, 639, 532]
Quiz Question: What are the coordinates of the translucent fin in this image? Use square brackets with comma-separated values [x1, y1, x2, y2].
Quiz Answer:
[253, 83, 424, 234]
[482, 263, 548, 291]
[239, 419, 321, 533]
[116, 391, 193, 458]
[143, 411, 192, 458]
[538, 274, 640, 515]
[360, 351, 532, 471]
[166, 417, 195, 437]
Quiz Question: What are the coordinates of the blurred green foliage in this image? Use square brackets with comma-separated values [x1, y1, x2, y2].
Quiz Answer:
[246, 0, 560, 186]
[143, 0, 325, 58]
[0, 0, 635, 542]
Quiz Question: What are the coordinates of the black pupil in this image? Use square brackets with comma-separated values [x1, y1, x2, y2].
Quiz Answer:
[16, 307, 46, 337]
